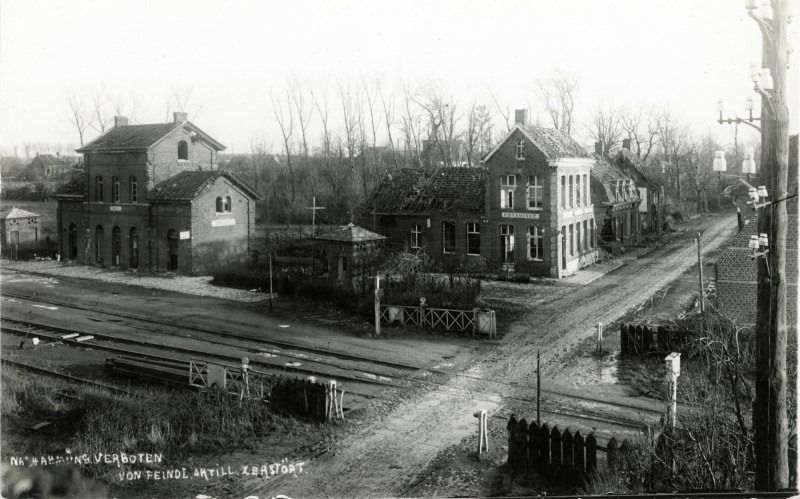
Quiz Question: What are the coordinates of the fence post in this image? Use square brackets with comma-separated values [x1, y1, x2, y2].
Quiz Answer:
[539, 423, 551, 478]
[528, 420, 539, 472]
[561, 428, 574, 483]
[620, 324, 628, 354]
[574, 430, 586, 483]
[586, 432, 597, 477]
[550, 426, 562, 479]
[643, 326, 652, 352]
[607, 437, 619, 472]
[506, 414, 518, 467]
[420, 297, 428, 327]
[472, 308, 479, 336]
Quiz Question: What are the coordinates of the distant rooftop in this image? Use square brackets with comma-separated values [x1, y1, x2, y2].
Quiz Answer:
[0, 207, 39, 219]
[315, 223, 386, 243]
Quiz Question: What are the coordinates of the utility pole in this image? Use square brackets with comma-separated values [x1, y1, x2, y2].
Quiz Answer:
[748, 0, 791, 491]
[536, 349, 541, 425]
[306, 196, 326, 237]
[694, 232, 705, 316]
[268, 251, 274, 313]
[370, 274, 382, 336]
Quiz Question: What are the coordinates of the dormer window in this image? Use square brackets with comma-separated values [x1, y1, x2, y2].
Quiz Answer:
[515, 140, 525, 160]
[178, 140, 188, 161]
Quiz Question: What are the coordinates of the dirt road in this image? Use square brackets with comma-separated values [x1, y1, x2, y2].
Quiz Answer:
[246, 212, 737, 498]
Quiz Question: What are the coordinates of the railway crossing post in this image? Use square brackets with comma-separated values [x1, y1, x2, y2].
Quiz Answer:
[240, 357, 250, 400]
[596, 323, 603, 354]
[474, 410, 489, 458]
[370, 275, 382, 336]
[665, 352, 681, 429]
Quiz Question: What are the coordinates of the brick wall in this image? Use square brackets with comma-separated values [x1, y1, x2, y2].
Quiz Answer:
[148, 129, 217, 190]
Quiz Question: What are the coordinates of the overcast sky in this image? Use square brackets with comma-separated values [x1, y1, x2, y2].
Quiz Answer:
[1, 0, 797, 155]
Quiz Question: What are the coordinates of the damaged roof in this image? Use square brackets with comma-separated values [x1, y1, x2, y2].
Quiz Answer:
[616, 149, 663, 187]
[51, 176, 86, 199]
[592, 154, 639, 205]
[366, 167, 486, 214]
[315, 223, 386, 243]
[482, 125, 590, 163]
[147, 170, 262, 202]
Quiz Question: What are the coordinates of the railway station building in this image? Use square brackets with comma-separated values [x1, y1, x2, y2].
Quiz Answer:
[53, 113, 262, 275]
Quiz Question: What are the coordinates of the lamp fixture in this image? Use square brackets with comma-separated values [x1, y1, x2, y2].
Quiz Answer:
[742, 148, 757, 174]
[759, 68, 774, 90]
[713, 150, 728, 172]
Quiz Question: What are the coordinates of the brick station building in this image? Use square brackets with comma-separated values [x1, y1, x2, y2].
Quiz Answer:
[53, 113, 261, 274]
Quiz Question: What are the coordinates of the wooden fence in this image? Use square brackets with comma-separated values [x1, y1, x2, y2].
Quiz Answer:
[506, 415, 634, 485]
[620, 324, 692, 355]
[379, 304, 496, 337]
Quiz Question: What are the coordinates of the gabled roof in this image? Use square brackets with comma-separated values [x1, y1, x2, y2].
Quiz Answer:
[482, 125, 590, 163]
[365, 167, 486, 214]
[315, 223, 386, 243]
[51, 177, 86, 198]
[76, 121, 225, 153]
[616, 149, 663, 187]
[591, 154, 639, 205]
[32, 154, 77, 166]
[0, 207, 39, 219]
[147, 170, 262, 202]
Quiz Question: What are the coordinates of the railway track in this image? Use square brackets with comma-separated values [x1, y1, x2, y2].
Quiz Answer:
[0, 358, 137, 397]
[2, 312, 653, 431]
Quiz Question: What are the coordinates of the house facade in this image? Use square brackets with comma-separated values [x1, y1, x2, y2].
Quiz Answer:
[52, 113, 262, 275]
[613, 141, 666, 234]
[590, 147, 642, 249]
[0, 207, 41, 257]
[25, 154, 79, 181]
[366, 111, 600, 278]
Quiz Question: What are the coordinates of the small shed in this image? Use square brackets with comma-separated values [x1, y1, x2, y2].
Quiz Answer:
[314, 223, 386, 290]
[1, 207, 41, 258]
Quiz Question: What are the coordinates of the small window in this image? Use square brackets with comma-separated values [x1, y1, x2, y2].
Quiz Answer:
[568, 175, 574, 208]
[560, 176, 566, 209]
[112, 176, 120, 203]
[129, 176, 138, 203]
[411, 224, 422, 249]
[527, 226, 543, 261]
[95, 176, 104, 202]
[590, 218, 595, 248]
[583, 174, 589, 205]
[467, 223, 480, 256]
[500, 175, 516, 209]
[225, 196, 232, 213]
[569, 224, 574, 256]
[575, 175, 581, 207]
[583, 220, 589, 250]
[576, 222, 581, 253]
[215, 197, 223, 213]
[178, 140, 188, 160]
[515, 140, 525, 160]
[443, 221, 456, 254]
[527, 176, 543, 210]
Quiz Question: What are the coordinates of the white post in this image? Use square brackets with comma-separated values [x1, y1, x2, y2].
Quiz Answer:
[665, 352, 681, 429]
[596, 322, 603, 354]
[374, 275, 382, 336]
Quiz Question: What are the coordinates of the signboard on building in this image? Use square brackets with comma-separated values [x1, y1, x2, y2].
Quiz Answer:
[211, 218, 236, 227]
[109, 206, 122, 212]
[179, 231, 191, 240]
[501, 212, 540, 220]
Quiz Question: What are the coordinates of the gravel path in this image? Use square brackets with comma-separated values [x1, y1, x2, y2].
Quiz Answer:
[0, 260, 269, 303]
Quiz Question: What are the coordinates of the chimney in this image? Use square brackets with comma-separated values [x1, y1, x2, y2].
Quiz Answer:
[514, 109, 528, 126]
[594, 141, 603, 155]
[173, 112, 188, 123]
[114, 116, 129, 128]
[622, 138, 631, 150]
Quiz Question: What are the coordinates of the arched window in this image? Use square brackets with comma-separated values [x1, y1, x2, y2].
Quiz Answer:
[111, 226, 121, 266]
[215, 197, 223, 213]
[129, 227, 139, 269]
[178, 141, 188, 160]
[225, 196, 232, 213]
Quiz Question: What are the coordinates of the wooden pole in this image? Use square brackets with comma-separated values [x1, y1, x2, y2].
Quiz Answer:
[306, 196, 326, 237]
[268, 251, 274, 312]
[696, 232, 705, 315]
[536, 349, 541, 425]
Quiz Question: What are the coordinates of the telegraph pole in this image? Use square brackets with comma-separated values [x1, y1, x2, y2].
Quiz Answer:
[695, 232, 705, 316]
[750, 0, 791, 490]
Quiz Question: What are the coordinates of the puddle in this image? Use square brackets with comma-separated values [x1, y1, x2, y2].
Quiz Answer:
[279, 325, 290, 328]
[284, 362, 301, 367]
[258, 352, 277, 358]
[32, 305, 59, 311]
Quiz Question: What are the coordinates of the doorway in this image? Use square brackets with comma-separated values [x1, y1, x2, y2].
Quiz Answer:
[129, 227, 139, 269]
[167, 229, 178, 271]
[68, 223, 78, 260]
[111, 226, 121, 266]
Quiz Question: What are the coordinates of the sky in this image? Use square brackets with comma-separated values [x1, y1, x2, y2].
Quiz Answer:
[0, 0, 797, 156]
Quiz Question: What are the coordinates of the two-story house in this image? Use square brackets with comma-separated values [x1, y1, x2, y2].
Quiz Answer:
[481, 110, 598, 277]
[613, 140, 666, 234]
[590, 145, 642, 250]
[52, 113, 262, 275]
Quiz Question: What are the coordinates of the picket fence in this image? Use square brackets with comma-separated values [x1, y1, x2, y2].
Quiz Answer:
[506, 415, 633, 485]
[620, 324, 692, 355]
[379, 304, 496, 337]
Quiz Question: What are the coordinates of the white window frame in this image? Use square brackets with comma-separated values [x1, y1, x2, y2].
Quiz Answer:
[526, 176, 543, 210]
[515, 140, 525, 160]
[527, 226, 543, 261]
[411, 224, 422, 249]
[442, 221, 456, 254]
[112, 176, 120, 204]
[575, 175, 581, 207]
[466, 222, 480, 256]
[500, 175, 516, 209]
[500, 224, 514, 261]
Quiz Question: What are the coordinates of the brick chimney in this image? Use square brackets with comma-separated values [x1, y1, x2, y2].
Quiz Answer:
[514, 109, 528, 126]
[622, 138, 631, 150]
[173, 112, 188, 123]
[114, 116, 129, 128]
[594, 141, 604, 155]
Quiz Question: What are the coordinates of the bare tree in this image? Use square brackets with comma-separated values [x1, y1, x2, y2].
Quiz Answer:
[657, 111, 692, 204]
[535, 69, 578, 134]
[112, 94, 139, 124]
[412, 84, 461, 167]
[466, 103, 493, 166]
[338, 81, 362, 201]
[271, 89, 296, 202]
[289, 79, 314, 199]
[66, 93, 93, 147]
[90, 89, 113, 133]
[401, 86, 424, 167]
[378, 81, 401, 171]
[587, 104, 623, 155]
[489, 90, 513, 133]
[620, 105, 661, 161]
[166, 86, 206, 121]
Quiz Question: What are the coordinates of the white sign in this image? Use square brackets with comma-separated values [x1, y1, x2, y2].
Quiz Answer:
[211, 218, 235, 227]
[501, 212, 540, 219]
[179, 231, 191, 240]
[638, 187, 649, 212]
[109, 206, 122, 212]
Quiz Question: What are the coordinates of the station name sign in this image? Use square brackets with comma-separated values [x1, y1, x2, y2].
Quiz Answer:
[211, 218, 236, 227]
[501, 212, 540, 219]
